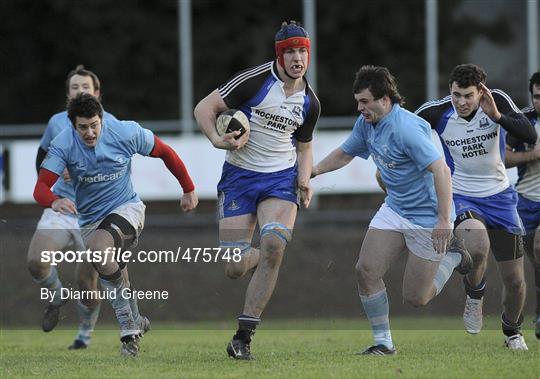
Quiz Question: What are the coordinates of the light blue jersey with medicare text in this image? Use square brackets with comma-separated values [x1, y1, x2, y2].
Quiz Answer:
[341, 104, 455, 228]
[40, 111, 116, 201]
[42, 117, 154, 226]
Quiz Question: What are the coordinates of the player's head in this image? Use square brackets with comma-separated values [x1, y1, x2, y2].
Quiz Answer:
[528, 71, 540, 114]
[275, 20, 310, 79]
[68, 93, 103, 147]
[65, 64, 101, 100]
[352, 65, 403, 123]
[448, 64, 486, 118]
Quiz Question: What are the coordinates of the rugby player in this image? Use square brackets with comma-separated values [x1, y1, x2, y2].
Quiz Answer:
[312, 65, 471, 355]
[33, 93, 198, 356]
[505, 71, 540, 339]
[416, 64, 537, 350]
[194, 21, 320, 360]
[27, 65, 115, 349]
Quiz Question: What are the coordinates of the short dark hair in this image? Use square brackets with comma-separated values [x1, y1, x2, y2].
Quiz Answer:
[65, 64, 101, 97]
[352, 65, 404, 105]
[67, 93, 103, 127]
[529, 71, 540, 95]
[448, 64, 486, 88]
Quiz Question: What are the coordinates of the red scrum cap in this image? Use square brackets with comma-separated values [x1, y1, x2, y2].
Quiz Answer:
[274, 21, 311, 68]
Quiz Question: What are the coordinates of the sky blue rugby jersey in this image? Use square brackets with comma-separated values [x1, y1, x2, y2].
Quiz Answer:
[42, 117, 154, 226]
[40, 110, 116, 201]
[341, 104, 455, 228]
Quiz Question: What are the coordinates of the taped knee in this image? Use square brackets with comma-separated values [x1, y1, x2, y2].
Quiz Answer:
[98, 267, 122, 282]
[260, 222, 292, 247]
[97, 214, 136, 249]
[219, 241, 251, 256]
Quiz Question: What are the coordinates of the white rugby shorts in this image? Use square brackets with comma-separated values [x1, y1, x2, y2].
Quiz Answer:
[369, 203, 451, 262]
[81, 201, 146, 246]
[35, 208, 84, 250]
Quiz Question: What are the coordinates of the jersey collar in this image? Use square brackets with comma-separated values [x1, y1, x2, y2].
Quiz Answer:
[271, 60, 310, 95]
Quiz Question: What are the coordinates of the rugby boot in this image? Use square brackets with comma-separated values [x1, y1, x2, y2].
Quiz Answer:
[357, 344, 396, 356]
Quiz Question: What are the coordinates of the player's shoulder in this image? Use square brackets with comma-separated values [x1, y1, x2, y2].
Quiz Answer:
[104, 118, 142, 138]
[103, 110, 118, 121]
[490, 89, 520, 112]
[46, 111, 70, 132]
[415, 96, 452, 117]
[398, 105, 425, 121]
[48, 111, 68, 124]
[520, 106, 537, 122]
[394, 106, 430, 134]
[305, 83, 321, 113]
[219, 61, 274, 97]
[50, 124, 74, 147]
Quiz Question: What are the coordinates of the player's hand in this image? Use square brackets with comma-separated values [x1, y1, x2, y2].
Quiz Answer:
[479, 83, 501, 122]
[298, 180, 313, 208]
[181, 191, 198, 212]
[213, 129, 249, 151]
[52, 198, 77, 215]
[62, 168, 71, 183]
[431, 220, 453, 254]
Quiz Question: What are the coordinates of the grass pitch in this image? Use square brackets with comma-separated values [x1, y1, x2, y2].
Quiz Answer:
[1, 318, 538, 378]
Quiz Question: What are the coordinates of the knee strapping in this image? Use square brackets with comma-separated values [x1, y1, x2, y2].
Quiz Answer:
[260, 222, 292, 245]
[219, 241, 251, 255]
[96, 214, 135, 270]
[97, 214, 136, 250]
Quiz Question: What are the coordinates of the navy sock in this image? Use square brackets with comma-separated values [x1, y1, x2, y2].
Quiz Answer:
[501, 313, 523, 337]
[464, 276, 486, 300]
[234, 314, 260, 343]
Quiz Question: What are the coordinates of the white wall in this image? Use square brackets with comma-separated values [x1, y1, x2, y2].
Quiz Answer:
[5, 131, 383, 204]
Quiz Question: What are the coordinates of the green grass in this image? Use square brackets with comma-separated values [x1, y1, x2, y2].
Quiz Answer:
[1, 318, 538, 378]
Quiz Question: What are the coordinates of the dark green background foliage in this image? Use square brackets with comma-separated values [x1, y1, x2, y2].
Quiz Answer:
[1, 0, 513, 124]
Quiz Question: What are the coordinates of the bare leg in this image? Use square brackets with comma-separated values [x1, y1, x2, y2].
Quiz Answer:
[355, 228, 404, 350]
[402, 252, 442, 307]
[497, 257, 526, 323]
[242, 198, 297, 317]
[455, 219, 489, 334]
[221, 214, 258, 279]
[455, 219, 489, 288]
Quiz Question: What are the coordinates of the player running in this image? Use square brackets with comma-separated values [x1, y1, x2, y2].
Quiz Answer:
[416, 64, 537, 350]
[27, 65, 115, 349]
[33, 93, 198, 356]
[312, 65, 471, 355]
[194, 21, 320, 360]
[505, 71, 540, 339]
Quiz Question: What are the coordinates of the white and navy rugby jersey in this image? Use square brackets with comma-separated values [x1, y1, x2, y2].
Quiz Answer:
[416, 90, 524, 197]
[218, 61, 320, 173]
[507, 108, 540, 201]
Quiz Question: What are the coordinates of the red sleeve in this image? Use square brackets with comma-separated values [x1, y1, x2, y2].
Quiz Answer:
[33, 169, 60, 207]
[150, 136, 195, 193]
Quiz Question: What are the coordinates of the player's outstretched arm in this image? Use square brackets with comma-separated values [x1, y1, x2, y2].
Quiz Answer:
[311, 147, 354, 178]
[149, 135, 198, 212]
[427, 159, 453, 254]
[296, 141, 313, 208]
[33, 168, 77, 214]
[194, 89, 248, 150]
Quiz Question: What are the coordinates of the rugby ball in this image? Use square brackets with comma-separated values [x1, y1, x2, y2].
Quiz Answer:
[216, 109, 250, 139]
